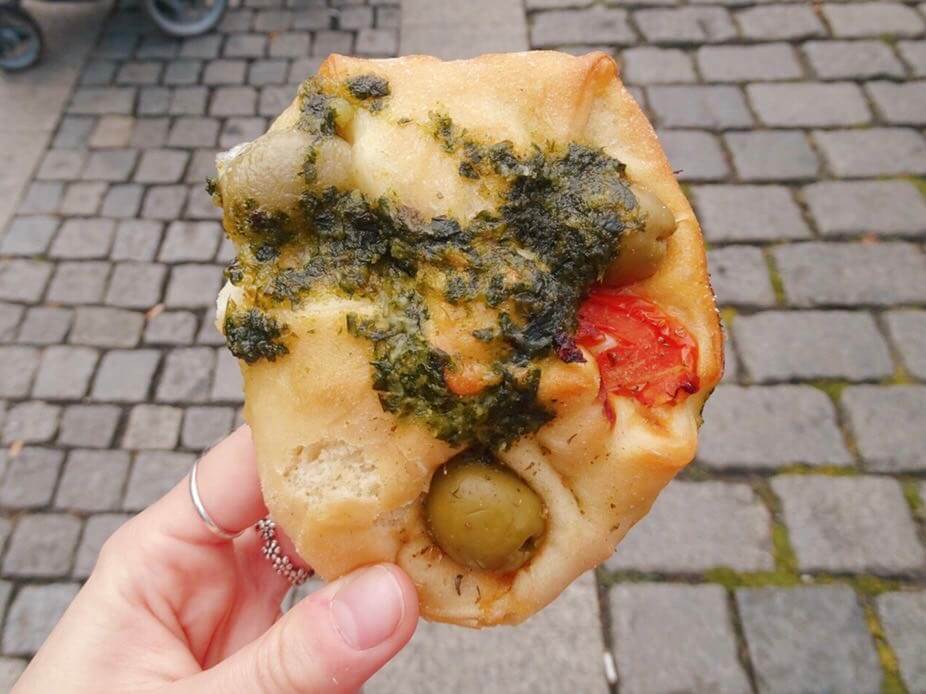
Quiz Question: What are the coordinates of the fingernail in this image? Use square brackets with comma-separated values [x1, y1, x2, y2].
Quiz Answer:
[330, 565, 405, 650]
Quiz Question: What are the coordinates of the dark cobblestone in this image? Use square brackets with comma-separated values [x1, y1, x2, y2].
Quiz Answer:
[2, 401, 60, 444]
[774, 475, 925, 573]
[737, 587, 881, 694]
[843, 386, 926, 472]
[725, 130, 818, 181]
[803, 180, 926, 237]
[735, 4, 825, 40]
[813, 128, 926, 177]
[17, 307, 71, 345]
[692, 185, 810, 242]
[698, 385, 851, 469]
[648, 85, 752, 129]
[697, 43, 802, 82]
[877, 592, 926, 692]
[58, 405, 121, 449]
[886, 310, 926, 380]
[55, 450, 130, 512]
[803, 40, 905, 80]
[734, 310, 893, 382]
[610, 584, 751, 694]
[0, 448, 63, 509]
[608, 480, 773, 572]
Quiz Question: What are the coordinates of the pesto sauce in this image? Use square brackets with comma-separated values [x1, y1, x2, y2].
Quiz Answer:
[222, 78, 643, 449]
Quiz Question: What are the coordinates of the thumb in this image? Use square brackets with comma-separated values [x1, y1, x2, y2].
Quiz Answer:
[178, 564, 418, 694]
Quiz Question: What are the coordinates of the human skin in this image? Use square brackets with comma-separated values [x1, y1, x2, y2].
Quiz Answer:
[14, 426, 419, 694]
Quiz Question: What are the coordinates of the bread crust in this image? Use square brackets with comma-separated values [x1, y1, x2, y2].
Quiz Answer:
[217, 51, 723, 626]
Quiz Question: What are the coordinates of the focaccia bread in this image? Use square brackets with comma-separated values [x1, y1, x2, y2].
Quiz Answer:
[211, 51, 723, 627]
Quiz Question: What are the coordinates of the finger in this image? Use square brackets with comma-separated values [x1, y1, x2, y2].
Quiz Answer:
[170, 564, 418, 694]
[135, 425, 269, 546]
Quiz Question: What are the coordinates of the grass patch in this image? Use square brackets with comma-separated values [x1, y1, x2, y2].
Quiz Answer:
[884, 365, 913, 386]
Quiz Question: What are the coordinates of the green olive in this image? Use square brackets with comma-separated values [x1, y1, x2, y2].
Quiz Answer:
[605, 186, 677, 286]
[425, 453, 546, 572]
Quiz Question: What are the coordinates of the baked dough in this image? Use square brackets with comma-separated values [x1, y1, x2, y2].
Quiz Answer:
[212, 51, 723, 626]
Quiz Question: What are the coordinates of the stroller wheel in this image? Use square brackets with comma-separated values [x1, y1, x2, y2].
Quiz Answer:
[143, 0, 228, 38]
[0, 6, 43, 71]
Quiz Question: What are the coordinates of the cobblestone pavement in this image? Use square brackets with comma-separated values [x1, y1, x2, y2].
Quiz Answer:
[1, 0, 926, 692]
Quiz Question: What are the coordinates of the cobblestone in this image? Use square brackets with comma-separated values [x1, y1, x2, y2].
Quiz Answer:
[122, 405, 183, 450]
[736, 587, 880, 694]
[898, 40, 926, 76]
[18, 307, 71, 345]
[803, 180, 926, 237]
[159, 221, 222, 262]
[691, 185, 810, 242]
[647, 85, 752, 129]
[813, 128, 926, 177]
[735, 311, 893, 382]
[32, 346, 99, 400]
[0, 260, 53, 303]
[748, 82, 871, 127]
[774, 475, 925, 574]
[181, 406, 235, 450]
[843, 386, 926, 472]
[804, 41, 905, 80]
[157, 348, 215, 402]
[530, 8, 635, 47]
[877, 592, 926, 692]
[69, 306, 143, 348]
[0, 216, 59, 256]
[822, 2, 924, 39]
[0, 303, 23, 342]
[123, 451, 194, 510]
[59, 182, 107, 216]
[111, 220, 163, 260]
[634, 7, 735, 44]
[866, 81, 926, 126]
[0, 346, 39, 397]
[656, 130, 730, 181]
[708, 246, 775, 307]
[2, 584, 80, 656]
[608, 481, 773, 572]
[697, 43, 802, 82]
[3, 514, 82, 578]
[0, 448, 63, 509]
[735, 5, 825, 40]
[2, 401, 60, 444]
[698, 385, 851, 469]
[610, 584, 751, 694]
[368, 574, 606, 693]
[165, 264, 224, 307]
[73, 513, 129, 579]
[620, 48, 695, 85]
[886, 310, 926, 380]
[725, 130, 818, 181]
[100, 184, 143, 218]
[105, 262, 167, 309]
[91, 349, 160, 402]
[55, 450, 130, 512]
[144, 310, 197, 345]
[58, 405, 121, 449]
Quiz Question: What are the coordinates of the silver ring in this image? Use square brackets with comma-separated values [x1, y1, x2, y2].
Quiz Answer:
[189, 457, 243, 540]
[257, 516, 313, 586]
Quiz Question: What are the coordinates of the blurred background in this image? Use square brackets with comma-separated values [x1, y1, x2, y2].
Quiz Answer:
[0, 0, 924, 692]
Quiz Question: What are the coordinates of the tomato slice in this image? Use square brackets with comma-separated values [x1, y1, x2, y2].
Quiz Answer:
[576, 288, 699, 408]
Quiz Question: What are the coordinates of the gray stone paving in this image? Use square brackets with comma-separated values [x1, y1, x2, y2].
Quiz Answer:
[0, 0, 925, 692]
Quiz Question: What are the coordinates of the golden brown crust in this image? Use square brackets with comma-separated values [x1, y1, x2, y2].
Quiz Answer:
[218, 50, 723, 626]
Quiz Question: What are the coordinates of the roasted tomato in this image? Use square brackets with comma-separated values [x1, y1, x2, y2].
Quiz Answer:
[576, 288, 698, 407]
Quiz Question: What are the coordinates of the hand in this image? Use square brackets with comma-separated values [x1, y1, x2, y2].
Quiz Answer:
[14, 426, 419, 693]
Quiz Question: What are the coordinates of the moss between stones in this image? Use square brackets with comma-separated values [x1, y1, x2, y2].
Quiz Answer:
[776, 463, 859, 476]
[808, 379, 849, 405]
[884, 365, 914, 386]
[719, 306, 737, 327]
[900, 480, 923, 518]
[863, 600, 909, 694]
[908, 176, 926, 200]
[763, 250, 787, 306]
